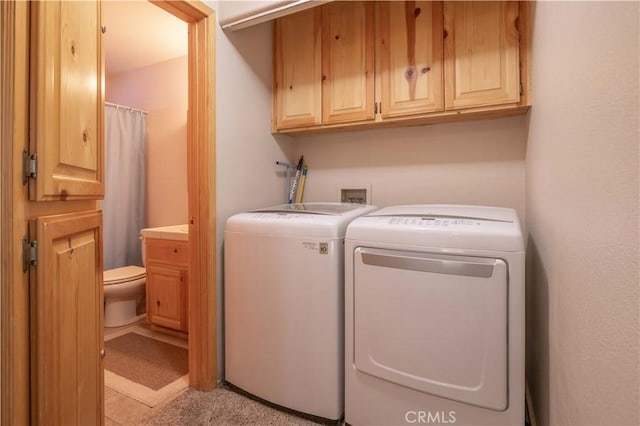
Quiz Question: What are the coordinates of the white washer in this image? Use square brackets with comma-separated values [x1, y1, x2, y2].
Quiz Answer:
[224, 202, 377, 421]
[345, 205, 525, 425]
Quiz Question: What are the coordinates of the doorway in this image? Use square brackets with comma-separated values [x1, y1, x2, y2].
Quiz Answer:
[113, 0, 217, 391]
[0, 1, 216, 422]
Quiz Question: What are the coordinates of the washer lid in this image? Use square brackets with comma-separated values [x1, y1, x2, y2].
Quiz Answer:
[225, 203, 378, 238]
[346, 204, 524, 252]
[104, 265, 146, 285]
[252, 202, 367, 216]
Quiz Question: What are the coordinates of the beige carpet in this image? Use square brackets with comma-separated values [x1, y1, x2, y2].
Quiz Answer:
[141, 387, 321, 426]
[104, 326, 189, 407]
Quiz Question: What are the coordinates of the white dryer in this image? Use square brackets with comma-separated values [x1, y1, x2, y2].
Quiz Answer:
[345, 205, 525, 425]
[224, 202, 377, 421]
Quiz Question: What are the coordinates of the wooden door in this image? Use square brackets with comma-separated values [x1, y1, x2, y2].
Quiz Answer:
[28, 1, 106, 424]
[273, 8, 322, 130]
[443, 1, 520, 110]
[30, 1, 104, 200]
[379, 1, 444, 118]
[322, 1, 375, 124]
[31, 211, 104, 425]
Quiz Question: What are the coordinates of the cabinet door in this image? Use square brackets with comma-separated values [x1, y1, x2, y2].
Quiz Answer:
[322, 1, 375, 124]
[147, 265, 187, 332]
[380, 1, 443, 118]
[273, 8, 322, 130]
[31, 211, 104, 425]
[30, 1, 104, 200]
[444, 1, 520, 110]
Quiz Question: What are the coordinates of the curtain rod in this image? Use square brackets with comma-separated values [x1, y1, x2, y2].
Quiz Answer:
[104, 101, 148, 115]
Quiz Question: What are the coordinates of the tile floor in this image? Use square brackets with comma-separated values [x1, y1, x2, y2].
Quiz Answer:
[104, 320, 186, 425]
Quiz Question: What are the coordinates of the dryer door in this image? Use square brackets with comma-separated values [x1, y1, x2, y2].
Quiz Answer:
[353, 247, 508, 410]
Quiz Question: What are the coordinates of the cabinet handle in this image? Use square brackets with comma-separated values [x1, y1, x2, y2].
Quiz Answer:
[157, 300, 160, 306]
[174, 249, 178, 253]
[100, 349, 105, 359]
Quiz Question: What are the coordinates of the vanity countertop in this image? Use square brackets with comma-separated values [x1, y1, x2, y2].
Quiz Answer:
[140, 224, 189, 241]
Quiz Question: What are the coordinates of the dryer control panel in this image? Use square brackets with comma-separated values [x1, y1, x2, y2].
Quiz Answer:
[387, 217, 479, 227]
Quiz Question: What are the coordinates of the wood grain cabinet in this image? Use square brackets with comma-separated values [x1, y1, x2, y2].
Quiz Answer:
[24, 1, 107, 424]
[321, 1, 375, 124]
[30, 1, 104, 200]
[272, 0, 530, 133]
[273, 1, 374, 129]
[443, 1, 521, 110]
[145, 238, 189, 333]
[273, 7, 322, 129]
[379, 1, 444, 118]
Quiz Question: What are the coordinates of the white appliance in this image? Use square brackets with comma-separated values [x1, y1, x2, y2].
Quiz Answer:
[345, 205, 525, 426]
[224, 202, 377, 421]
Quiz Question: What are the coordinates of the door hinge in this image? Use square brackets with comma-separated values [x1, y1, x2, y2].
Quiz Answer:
[22, 149, 37, 185]
[22, 237, 38, 272]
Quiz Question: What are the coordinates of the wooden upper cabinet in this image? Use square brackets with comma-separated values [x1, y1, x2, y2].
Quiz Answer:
[322, 1, 375, 124]
[443, 1, 520, 110]
[272, 1, 529, 133]
[379, 1, 444, 118]
[273, 8, 322, 130]
[30, 1, 104, 200]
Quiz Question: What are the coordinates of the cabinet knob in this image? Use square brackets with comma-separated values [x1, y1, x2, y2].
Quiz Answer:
[157, 300, 160, 306]
[100, 349, 105, 359]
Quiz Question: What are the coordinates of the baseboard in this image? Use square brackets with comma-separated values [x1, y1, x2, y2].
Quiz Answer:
[150, 323, 189, 341]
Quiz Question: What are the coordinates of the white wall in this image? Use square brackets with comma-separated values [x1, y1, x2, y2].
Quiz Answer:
[215, 10, 295, 377]
[293, 116, 527, 220]
[526, 2, 639, 425]
[106, 56, 189, 228]
[213, 2, 528, 380]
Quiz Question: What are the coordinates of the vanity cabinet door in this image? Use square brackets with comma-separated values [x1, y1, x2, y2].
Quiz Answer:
[145, 238, 189, 333]
[146, 266, 187, 332]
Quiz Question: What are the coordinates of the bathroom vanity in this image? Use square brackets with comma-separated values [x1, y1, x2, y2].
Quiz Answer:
[141, 225, 189, 334]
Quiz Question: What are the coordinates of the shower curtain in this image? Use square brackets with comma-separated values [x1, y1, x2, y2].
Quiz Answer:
[103, 104, 147, 270]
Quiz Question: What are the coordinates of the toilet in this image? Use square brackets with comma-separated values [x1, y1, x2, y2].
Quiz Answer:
[103, 235, 148, 328]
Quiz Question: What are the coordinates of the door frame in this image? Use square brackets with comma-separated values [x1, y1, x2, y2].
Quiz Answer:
[0, 1, 217, 422]
[150, 0, 217, 393]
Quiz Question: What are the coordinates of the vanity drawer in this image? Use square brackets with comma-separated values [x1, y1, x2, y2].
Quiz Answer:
[145, 238, 189, 266]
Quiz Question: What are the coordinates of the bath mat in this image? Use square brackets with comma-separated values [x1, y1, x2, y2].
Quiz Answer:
[104, 326, 189, 407]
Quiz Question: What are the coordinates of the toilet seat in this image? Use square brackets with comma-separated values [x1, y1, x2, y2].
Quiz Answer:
[104, 265, 146, 285]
